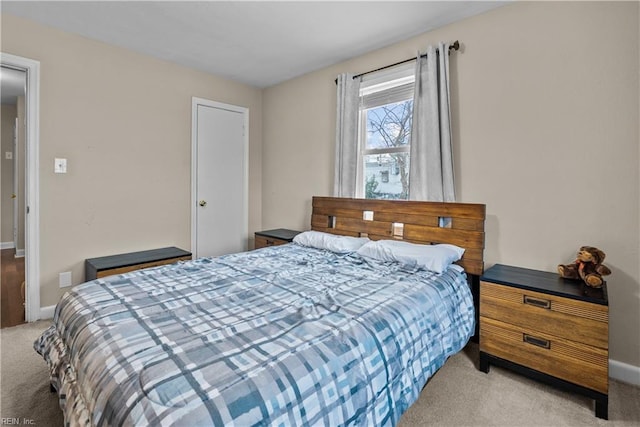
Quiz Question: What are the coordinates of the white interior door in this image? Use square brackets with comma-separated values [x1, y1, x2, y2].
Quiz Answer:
[192, 98, 248, 258]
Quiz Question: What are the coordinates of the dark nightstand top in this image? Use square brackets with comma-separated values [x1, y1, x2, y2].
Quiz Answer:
[481, 264, 608, 306]
[254, 228, 301, 242]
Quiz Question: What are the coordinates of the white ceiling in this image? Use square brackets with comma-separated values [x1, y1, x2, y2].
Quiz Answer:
[1, 1, 505, 88]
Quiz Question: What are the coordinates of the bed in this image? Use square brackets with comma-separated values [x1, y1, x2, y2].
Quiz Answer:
[35, 196, 486, 426]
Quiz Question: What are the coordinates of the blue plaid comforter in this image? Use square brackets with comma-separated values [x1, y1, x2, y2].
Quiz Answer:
[35, 244, 474, 427]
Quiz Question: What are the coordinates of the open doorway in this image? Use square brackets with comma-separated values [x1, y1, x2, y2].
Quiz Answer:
[1, 66, 26, 328]
[0, 53, 40, 323]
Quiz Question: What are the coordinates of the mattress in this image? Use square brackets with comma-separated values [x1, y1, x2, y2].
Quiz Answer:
[35, 243, 475, 426]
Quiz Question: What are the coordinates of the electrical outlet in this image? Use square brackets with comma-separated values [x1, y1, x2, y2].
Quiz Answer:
[5, 152, 12, 160]
[59, 271, 72, 288]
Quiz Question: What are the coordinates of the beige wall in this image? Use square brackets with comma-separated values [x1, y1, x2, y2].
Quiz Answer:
[1, 104, 17, 243]
[1, 13, 263, 307]
[263, 1, 640, 367]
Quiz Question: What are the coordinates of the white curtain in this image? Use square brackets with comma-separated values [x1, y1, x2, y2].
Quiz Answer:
[333, 73, 361, 197]
[409, 42, 455, 202]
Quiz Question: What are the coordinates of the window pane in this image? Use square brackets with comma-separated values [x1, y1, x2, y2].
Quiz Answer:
[365, 100, 412, 150]
[363, 153, 409, 200]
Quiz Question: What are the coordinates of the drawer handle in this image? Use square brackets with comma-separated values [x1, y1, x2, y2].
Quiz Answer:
[266, 239, 275, 245]
[523, 295, 551, 309]
[523, 334, 551, 349]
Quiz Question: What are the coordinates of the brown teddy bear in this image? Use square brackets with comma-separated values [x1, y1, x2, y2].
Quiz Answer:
[557, 246, 611, 288]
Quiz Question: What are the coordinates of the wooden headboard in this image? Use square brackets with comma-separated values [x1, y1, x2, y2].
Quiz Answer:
[311, 196, 486, 276]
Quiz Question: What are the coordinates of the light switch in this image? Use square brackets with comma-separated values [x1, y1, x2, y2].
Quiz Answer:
[54, 158, 67, 173]
[5, 152, 12, 160]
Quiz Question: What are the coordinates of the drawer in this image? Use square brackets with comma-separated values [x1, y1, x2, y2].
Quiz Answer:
[480, 281, 608, 349]
[480, 316, 608, 393]
[96, 256, 192, 278]
[254, 235, 288, 249]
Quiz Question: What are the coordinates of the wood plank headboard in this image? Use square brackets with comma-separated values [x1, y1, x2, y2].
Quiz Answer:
[311, 196, 486, 275]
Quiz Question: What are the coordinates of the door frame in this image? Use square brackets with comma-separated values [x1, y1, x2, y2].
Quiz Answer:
[1, 53, 41, 321]
[190, 97, 248, 258]
[13, 117, 19, 247]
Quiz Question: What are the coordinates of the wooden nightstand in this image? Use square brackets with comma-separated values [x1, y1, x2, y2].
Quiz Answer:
[479, 264, 609, 419]
[254, 229, 301, 249]
[86, 247, 192, 281]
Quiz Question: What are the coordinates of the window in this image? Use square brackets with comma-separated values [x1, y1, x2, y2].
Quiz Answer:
[358, 64, 415, 200]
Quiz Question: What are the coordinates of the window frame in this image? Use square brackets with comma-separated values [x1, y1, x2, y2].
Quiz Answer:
[357, 63, 415, 200]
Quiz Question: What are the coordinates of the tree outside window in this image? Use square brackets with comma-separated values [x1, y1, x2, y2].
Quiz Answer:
[362, 99, 412, 200]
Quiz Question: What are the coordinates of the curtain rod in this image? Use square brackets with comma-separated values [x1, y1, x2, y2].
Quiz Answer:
[334, 40, 460, 84]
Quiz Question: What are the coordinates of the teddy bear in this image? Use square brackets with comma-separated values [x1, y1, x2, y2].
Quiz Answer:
[557, 246, 611, 288]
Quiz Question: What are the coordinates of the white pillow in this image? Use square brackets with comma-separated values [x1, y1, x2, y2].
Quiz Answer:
[356, 239, 465, 273]
[293, 230, 370, 253]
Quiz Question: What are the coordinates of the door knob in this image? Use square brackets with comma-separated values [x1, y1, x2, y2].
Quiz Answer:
[199, 200, 207, 207]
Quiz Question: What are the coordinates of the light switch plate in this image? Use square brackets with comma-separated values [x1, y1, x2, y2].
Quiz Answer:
[5, 152, 12, 160]
[54, 158, 67, 173]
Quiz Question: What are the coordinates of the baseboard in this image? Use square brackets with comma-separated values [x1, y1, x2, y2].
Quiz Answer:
[15, 248, 25, 258]
[39, 305, 56, 320]
[0, 241, 15, 249]
[610, 359, 640, 387]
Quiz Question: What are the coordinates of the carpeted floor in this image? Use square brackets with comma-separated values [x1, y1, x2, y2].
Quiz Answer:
[1, 321, 639, 426]
[0, 320, 64, 426]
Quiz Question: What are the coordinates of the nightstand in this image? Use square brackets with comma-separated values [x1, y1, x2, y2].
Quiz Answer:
[85, 247, 192, 281]
[479, 264, 609, 419]
[254, 229, 301, 249]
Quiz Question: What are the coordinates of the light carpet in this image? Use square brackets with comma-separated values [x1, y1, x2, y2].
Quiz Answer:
[1, 321, 638, 426]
